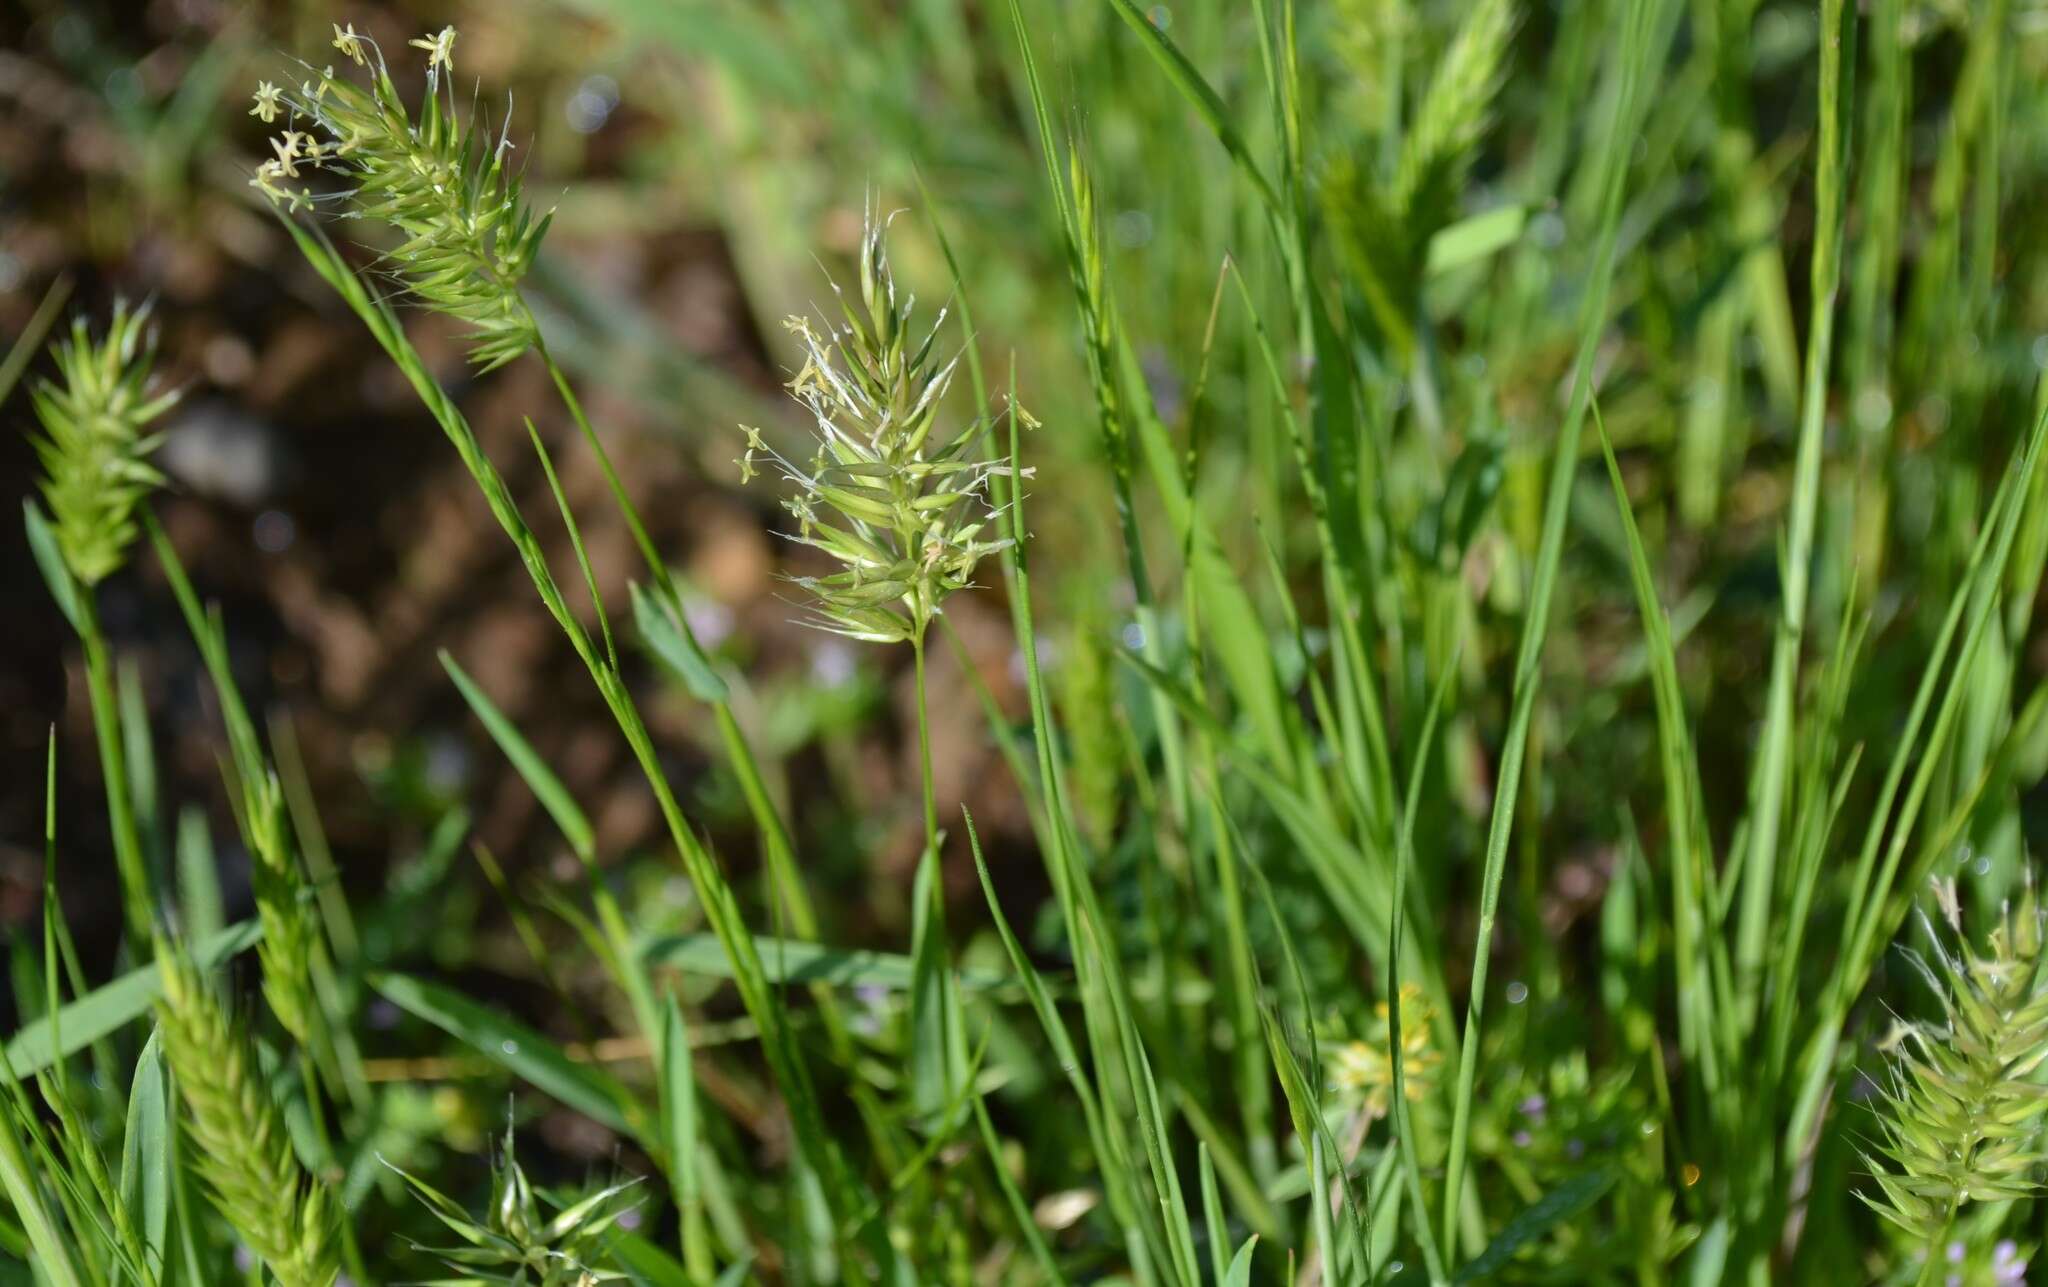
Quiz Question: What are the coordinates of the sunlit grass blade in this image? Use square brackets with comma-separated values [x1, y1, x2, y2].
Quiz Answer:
[1439, 0, 1668, 1262]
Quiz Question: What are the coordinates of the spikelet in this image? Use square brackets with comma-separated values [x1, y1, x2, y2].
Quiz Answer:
[739, 207, 1012, 645]
[1862, 884, 2048, 1245]
[387, 1124, 636, 1285]
[1391, 0, 1516, 225]
[26, 302, 178, 586]
[252, 28, 549, 370]
[244, 770, 317, 1045]
[154, 943, 339, 1287]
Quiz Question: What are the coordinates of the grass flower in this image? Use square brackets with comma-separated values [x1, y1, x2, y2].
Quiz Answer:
[409, 25, 456, 79]
[26, 301, 176, 588]
[155, 942, 339, 1287]
[741, 209, 1011, 645]
[330, 22, 367, 66]
[252, 27, 549, 370]
[388, 1127, 635, 1285]
[250, 80, 284, 122]
[243, 770, 318, 1045]
[1863, 888, 2048, 1262]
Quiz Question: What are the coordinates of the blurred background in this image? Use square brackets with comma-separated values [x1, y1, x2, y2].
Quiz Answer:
[7, 0, 2048, 1259]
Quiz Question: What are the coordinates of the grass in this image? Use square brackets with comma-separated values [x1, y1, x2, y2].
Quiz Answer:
[6, 0, 2048, 1282]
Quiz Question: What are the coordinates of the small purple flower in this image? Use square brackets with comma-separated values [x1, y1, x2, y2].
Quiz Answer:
[1994, 1239, 2028, 1285]
[1512, 1130, 1533, 1148]
[1951, 1242, 1968, 1264]
[1518, 1094, 1548, 1122]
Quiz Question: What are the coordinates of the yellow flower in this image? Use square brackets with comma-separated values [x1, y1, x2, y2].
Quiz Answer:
[331, 22, 367, 66]
[249, 81, 284, 123]
[736, 425, 766, 484]
[248, 160, 310, 213]
[1329, 984, 1442, 1122]
[268, 131, 305, 178]
[409, 26, 457, 74]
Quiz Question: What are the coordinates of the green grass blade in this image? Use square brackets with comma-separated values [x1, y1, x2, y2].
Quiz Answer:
[1438, 0, 1668, 1261]
[1100, 0, 1279, 214]
[439, 649, 596, 862]
[1592, 403, 1719, 1090]
[643, 931, 1011, 992]
[3, 921, 262, 1077]
[1451, 1165, 1618, 1282]
[660, 991, 712, 1280]
[369, 971, 655, 1148]
[1731, 0, 1852, 1033]
[118, 1029, 170, 1277]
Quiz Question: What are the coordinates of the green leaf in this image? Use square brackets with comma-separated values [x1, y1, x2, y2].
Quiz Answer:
[907, 840, 968, 1122]
[1454, 1166, 1618, 1281]
[631, 582, 729, 703]
[440, 650, 596, 863]
[660, 992, 712, 1282]
[175, 807, 224, 944]
[119, 1029, 171, 1276]
[712, 1258, 757, 1287]
[608, 1227, 693, 1287]
[0, 1093, 83, 1287]
[23, 500, 80, 632]
[369, 971, 652, 1145]
[0, 275, 70, 410]
[1425, 205, 1527, 276]
[642, 931, 1011, 992]
[1101, 0, 1279, 213]
[1225, 1235, 1260, 1287]
[2, 920, 262, 1077]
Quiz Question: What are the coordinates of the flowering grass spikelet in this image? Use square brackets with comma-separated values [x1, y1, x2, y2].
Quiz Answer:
[253, 27, 550, 370]
[330, 22, 367, 65]
[1863, 885, 2048, 1247]
[409, 25, 456, 79]
[26, 301, 177, 587]
[250, 80, 284, 122]
[740, 208, 1011, 644]
[387, 1125, 636, 1284]
[154, 941, 340, 1287]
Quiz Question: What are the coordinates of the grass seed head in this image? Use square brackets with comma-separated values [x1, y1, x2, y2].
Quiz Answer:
[388, 1124, 636, 1285]
[154, 941, 339, 1287]
[254, 27, 549, 370]
[26, 301, 177, 587]
[742, 207, 1011, 645]
[1863, 886, 2048, 1243]
[243, 770, 318, 1044]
